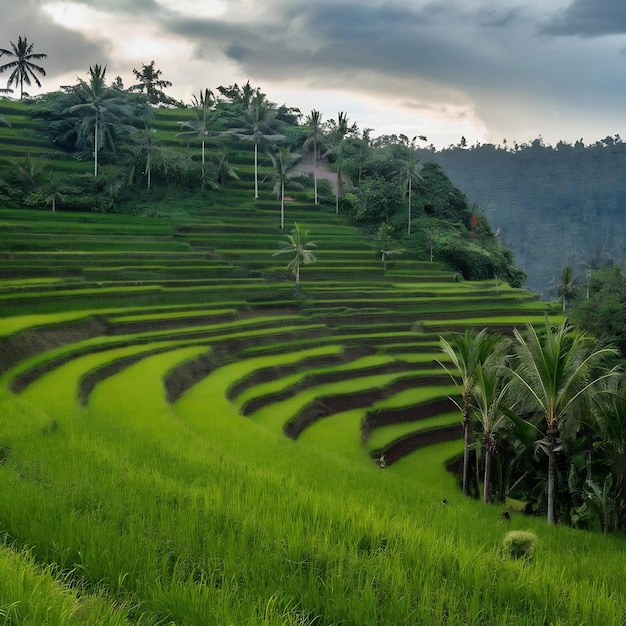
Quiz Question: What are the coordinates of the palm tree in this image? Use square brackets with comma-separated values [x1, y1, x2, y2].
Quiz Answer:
[438, 328, 505, 496]
[177, 89, 216, 189]
[374, 223, 403, 270]
[15, 153, 44, 192]
[591, 377, 626, 531]
[558, 265, 576, 312]
[69, 65, 133, 177]
[325, 112, 356, 214]
[273, 223, 317, 296]
[129, 125, 160, 190]
[510, 318, 619, 524]
[0, 36, 47, 99]
[267, 146, 302, 230]
[43, 174, 66, 212]
[400, 150, 423, 235]
[214, 147, 239, 188]
[303, 110, 323, 204]
[471, 339, 513, 503]
[128, 61, 175, 105]
[232, 92, 284, 199]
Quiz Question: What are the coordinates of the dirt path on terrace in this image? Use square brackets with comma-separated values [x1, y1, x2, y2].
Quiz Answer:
[295, 155, 338, 194]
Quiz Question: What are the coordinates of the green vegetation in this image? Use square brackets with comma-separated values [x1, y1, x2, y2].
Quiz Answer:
[502, 530, 538, 560]
[0, 80, 524, 285]
[0, 66, 624, 624]
[428, 138, 626, 293]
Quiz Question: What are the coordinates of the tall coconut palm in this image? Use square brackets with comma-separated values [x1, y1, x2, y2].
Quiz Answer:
[0, 36, 47, 99]
[325, 111, 355, 214]
[177, 88, 216, 189]
[128, 61, 175, 105]
[273, 222, 317, 296]
[471, 339, 513, 503]
[400, 151, 423, 235]
[267, 146, 302, 230]
[232, 92, 284, 199]
[510, 318, 619, 524]
[303, 109, 323, 204]
[438, 328, 505, 496]
[70, 65, 133, 177]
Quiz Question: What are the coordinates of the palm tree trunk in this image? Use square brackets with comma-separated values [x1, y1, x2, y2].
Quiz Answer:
[408, 178, 412, 235]
[483, 445, 492, 504]
[280, 180, 285, 230]
[254, 142, 259, 199]
[462, 405, 472, 496]
[314, 172, 318, 205]
[94, 121, 99, 177]
[201, 140, 205, 191]
[547, 443, 556, 525]
[295, 263, 300, 296]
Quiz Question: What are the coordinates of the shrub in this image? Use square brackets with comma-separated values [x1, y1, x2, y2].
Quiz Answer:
[502, 530, 538, 560]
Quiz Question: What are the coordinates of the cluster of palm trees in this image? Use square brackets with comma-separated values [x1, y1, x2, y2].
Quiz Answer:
[440, 319, 625, 530]
[0, 41, 527, 285]
[0, 36, 421, 231]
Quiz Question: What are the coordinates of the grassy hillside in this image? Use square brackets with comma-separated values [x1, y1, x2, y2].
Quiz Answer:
[1, 100, 624, 625]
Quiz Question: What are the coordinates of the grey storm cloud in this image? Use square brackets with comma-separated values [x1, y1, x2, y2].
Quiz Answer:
[55, 0, 164, 15]
[167, 0, 536, 94]
[3, 0, 626, 146]
[542, 0, 626, 36]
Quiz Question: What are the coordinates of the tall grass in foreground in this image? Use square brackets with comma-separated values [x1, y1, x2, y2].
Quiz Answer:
[1, 345, 625, 625]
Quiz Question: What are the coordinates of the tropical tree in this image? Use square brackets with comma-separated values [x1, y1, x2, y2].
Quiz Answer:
[267, 146, 302, 230]
[399, 150, 423, 235]
[438, 328, 505, 496]
[217, 80, 257, 108]
[273, 222, 317, 296]
[233, 92, 284, 198]
[0, 113, 11, 127]
[128, 125, 160, 189]
[0, 36, 47, 99]
[15, 153, 44, 193]
[69, 65, 134, 176]
[177, 88, 216, 189]
[590, 376, 626, 531]
[214, 147, 239, 188]
[509, 318, 619, 524]
[325, 112, 356, 214]
[374, 222, 403, 270]
[128, 61, 175, 105]
[471, 338, 514, 503]
[303, 109, 323, 204]
[558, 265, 576, 312]
[42, 173, 66, 212]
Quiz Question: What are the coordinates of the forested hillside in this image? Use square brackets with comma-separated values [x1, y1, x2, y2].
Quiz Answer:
[0, 81, 526, 290]
[424, 138, 626, 294]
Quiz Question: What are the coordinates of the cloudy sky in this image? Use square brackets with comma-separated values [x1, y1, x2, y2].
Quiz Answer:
[2, 0, 626, 147]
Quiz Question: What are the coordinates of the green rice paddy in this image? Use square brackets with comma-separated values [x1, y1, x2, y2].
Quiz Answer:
[0, 104, 618, 624]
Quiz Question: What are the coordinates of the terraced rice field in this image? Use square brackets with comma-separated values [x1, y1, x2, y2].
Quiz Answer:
[0, 184, 548, 468]
[4, 102, 626, 626]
